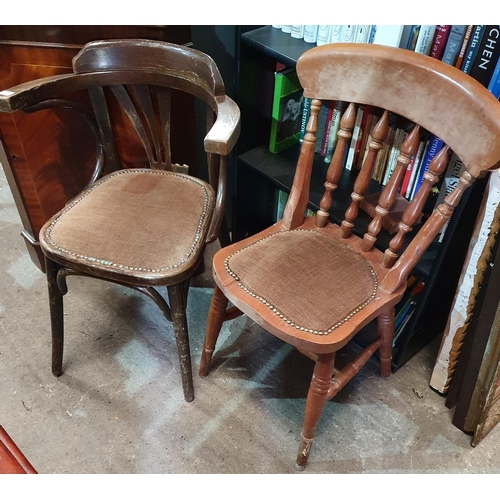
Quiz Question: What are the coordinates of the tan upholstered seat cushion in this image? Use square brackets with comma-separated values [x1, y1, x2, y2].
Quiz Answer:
[40, 169, 215, 279]
[225, 229, 378, 335]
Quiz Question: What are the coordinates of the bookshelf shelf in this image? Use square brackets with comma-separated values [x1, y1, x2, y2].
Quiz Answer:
[231, 25, 486, 371]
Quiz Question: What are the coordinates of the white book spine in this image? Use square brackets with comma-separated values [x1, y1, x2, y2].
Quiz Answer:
[355, 25, 372, 43]
[342, 25, 358, 43]
[329, 25, 344, 43]
[371, 25, 404, 48]
[303, 25, 319, 43]
[414, 25, 437, 55]
[404, 140, 425, 200]
[316, 25, 332, 46]
[291, 25, 305, 39]
[345, 106, 364, 170]
[281, 25, 292, 34]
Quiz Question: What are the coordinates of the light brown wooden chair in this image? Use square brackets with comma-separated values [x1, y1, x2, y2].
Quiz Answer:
[0, 39, 240, 403]
[198, 43, 500, 469]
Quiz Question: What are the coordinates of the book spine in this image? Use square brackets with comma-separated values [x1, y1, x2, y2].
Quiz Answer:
[303, 25, 319, 43]
[370, 25, 404, 47]
[355, 25, 372, 43]
[410, 134, 444, 199]
[454, 25, 473, 68]
[430, 25, 451, 59]
[435, 152, 466, 240]
[299, 97, 311, 142]
[469, 26, 500, 87]
[383, 129, 407, 185]
[281, 25, 292, 34]
[314, 103, 329, 154]
[321, 102, 335, 156]
[329, 25, 344, 43]
[344, 105, 363, 170]
[342, 25, 358, 43]
[487, 55, 500, 98]
[460, 25, 486, 74]
[316, 25, 332, 46]
[291, 25, 305, 39]
[404, 140, 425, 199]
[406, 25, 421, 51]
[324, 101, 345, 163]
[400, 139, 420, 196]
[413, 25, 437, 55]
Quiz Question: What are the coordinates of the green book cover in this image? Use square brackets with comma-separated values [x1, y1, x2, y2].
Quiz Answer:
[269, 68, 304, 153]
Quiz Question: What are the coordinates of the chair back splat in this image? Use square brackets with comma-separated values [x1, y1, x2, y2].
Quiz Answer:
[199, 42, 500, 470]
[0, 39, 241, 403]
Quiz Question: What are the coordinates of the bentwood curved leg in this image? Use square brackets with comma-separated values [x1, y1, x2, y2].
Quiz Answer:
[296, 352, 336, 471]
[167, 281, 194, 402]
[198, 284, 229, 377]
[45, 257, 64, 377]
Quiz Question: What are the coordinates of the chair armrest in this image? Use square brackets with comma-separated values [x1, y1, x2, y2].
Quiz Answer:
[204, 95, 240, 156]
[0, 73, 80, 112]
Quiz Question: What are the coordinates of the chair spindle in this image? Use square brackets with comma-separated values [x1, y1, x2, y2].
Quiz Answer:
[360, 124, 421, 252]
[382, 144, 451, 268]
[340, 110, 389, 238]
[315, 102, 356, 228]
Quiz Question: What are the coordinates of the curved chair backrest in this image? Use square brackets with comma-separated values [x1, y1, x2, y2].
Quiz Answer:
[281, 43, 500, 293]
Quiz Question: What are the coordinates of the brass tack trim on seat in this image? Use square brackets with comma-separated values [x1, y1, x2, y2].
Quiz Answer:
[44, 169, 211, 273]
[224, 229, 378, 335]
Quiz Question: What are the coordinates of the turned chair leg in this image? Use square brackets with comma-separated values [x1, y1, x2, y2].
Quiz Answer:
[378, 305, 395, 379]
[296, 352, 336, 471]
[198, 283, 228, 377]
[167, 281, 194, 402]
[45, 257, 64, 377]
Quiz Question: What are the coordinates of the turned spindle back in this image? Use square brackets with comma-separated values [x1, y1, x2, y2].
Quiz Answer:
[280, 43, 500, 292]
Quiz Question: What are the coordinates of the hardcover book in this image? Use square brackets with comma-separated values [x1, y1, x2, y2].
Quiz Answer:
[469, 26, 500, 87]
[430, 25, 451, 60]
[269, 68, 304, 154]
[460, 25, 486, 74]
[413, 25, 437, 55]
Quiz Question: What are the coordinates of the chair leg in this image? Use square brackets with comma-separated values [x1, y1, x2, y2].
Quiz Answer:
[45, 257, 64, 377]
[198, 283, 228, 378]
[296, 352, 336, 471]
[167, 281, 194, 402]
[378, 305, 395, 379]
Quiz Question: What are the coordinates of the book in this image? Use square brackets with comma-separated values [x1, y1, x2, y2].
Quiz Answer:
[342, 25, 358, 43]
[435, 152, 466, 240]
[316, 25, 332, 46]
[409, 134, 444, 199]
[454, 25, 474, 68]
[430, 25, 451, 60]
[382, 128, 408, 185]
[281, 25, 292, 34]
[413, 25, 437, 55]
[320, 101, 336, 156]
[369, 25, 405, 47]
[324, 100, 347, 163]
[405, 25, 421, 51]
[469, 26, 500, 87]
[269, 68, 304, 154]
[373, 125, 395, 182]
[355, 108, 376, 170]
[303, 25, 318, 44]
[344, 105, 364, 170]
[487, 55, 500, 98]
[355, 25, 372, 43]
[461, 25, 486, 74]
[275, 189, 289, 221]
[314, 102, 330, 155]
[401, 139, 425, 199]
[405, 138, 427, 200]
[299, 97, 311, 143]
[291, 25, 305, 39]
[329, 25, 344, 43]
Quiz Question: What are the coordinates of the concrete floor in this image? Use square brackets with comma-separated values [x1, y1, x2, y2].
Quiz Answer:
[1, 165, 500, 475]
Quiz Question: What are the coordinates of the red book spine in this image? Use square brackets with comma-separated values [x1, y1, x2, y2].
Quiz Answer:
[430, 25, 452, 60]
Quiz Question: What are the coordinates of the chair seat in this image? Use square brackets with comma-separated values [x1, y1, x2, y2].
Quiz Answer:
[222, 228, 378, 335]
[39, 169, 215, 282]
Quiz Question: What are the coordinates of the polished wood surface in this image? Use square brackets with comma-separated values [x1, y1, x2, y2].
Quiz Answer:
[0, 26, 194, 271]
[0, 426, 37, 474]
[199, 43, 500, 470]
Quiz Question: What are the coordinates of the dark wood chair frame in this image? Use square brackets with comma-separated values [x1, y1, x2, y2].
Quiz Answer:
[198, 43, 500, 469]
[0, 39, 240, 403]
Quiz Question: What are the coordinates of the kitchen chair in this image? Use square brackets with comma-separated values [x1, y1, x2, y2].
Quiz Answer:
[0, 39, 240, 402]
[198, 43, 500, 468]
